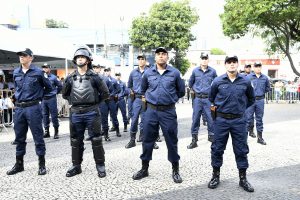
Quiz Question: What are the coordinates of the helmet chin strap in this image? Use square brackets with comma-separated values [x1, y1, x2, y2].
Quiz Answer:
[77, 61, 88, 68]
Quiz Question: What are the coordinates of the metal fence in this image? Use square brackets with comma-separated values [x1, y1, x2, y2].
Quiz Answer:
[265, 88, 300, 103]
[0, 89, 14, 132]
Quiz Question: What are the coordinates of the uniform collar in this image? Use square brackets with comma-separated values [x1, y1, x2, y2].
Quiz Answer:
[221, 73, 244, 80]
[18, 64, 36, 73]
[152, 64, 171, 72]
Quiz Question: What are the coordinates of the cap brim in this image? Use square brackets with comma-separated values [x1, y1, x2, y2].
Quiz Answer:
[16, 51, 29, 56]
[155, 48, 168, 54]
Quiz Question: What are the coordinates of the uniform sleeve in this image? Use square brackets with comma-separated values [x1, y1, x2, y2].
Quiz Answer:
[95, 76, 110, 100]
[188, 70, 195, 89]
[54, 77, 63, 94]
[265, 77, 270, 93]
[140, 73, 148, 95]
[42, 72, 53, 94]
[246, 81, 255, 108]
[62, 76, 72, 100]
[128, 72, 133, 89]
[176, 73, 185, 98]
[209, 80, 218, 104]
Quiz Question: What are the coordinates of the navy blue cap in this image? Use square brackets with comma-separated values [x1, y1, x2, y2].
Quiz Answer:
[17, 48, 33, 57]
[155, 47, 168, 54]
[224, 55, 238, 63]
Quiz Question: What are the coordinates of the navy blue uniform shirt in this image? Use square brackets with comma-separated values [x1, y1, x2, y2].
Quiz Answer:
[128, 67, 149, 94]
[117, 80, 128, 98]
[189, 66, 217, 94]
[209, 73, 255, 115]
[247, 72, 270, 97]
[13, 64, 52, 102]
[44, 73, 62, 97]
[106, 76, 120, 97]
[141, 65, 185, 105]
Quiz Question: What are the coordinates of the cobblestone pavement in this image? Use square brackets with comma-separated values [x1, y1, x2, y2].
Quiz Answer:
[0, 103, 300, 200]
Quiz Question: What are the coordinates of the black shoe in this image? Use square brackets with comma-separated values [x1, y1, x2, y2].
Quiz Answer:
[132, 168, 149, 180]
[66, 165, 82, 177]
[104, 135, 111, 141]
[239, 178, 254, 192]
[7, 163, 24, 175]
[43, 127, 50, 138]
[249, 132, 256, 138]
[208, 135, 214, 143]
[257, 138, 266, 145]
[109, 127, 116, 132]
[208, 176, 220, 189]
[172, 162, 182, 183]
[124, 124, 128, 132]
[53, 127, 59, 139]
[38, 166, 47, 175]
[153, 143, 159, 149]
[187, 135, 198, 149]
[96, 164, 106, 178]
[43, 133, 50, 138]
[116, 128, 121, 137]
[11, 141, 18, 145]
[125, 140, 136, 149]
[53, 134, 59, 139]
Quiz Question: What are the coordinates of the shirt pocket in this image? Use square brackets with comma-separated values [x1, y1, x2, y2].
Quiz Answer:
[15, 76, 23, 88]
[218, 84, 229, 96]
[148, 75, 158, 90]
[162, 75, 175, 91]
[236, 85, 247, 95]
[26, 75, 39, 89]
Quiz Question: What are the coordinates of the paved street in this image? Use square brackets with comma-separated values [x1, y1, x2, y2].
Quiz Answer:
[0, 103, 300, 200]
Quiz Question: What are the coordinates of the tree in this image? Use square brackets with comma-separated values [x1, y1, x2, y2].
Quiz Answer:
[46, 19, 69, 28]
[221, 0, 300, 76]
[210, 48, 226, 55]
[129, 0, 199, 74]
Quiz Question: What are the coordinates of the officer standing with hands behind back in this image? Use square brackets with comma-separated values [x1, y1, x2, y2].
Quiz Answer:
[208, 55, 255, 192]
[132, 47, 185, 183]
[7, 48, 52, 176]
[62, 46, 109, 178]
[41, 63, 62, 139]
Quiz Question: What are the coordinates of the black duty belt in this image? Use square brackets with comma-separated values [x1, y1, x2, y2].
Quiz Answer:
[15, 100, 40, 108]
[255, 96, 265, 100]
[217, 112, 242, 119]
[135, 94, 143, 98]
[71, 104, 98, 114]
[148, 103, 175, 111]
[196, 93, 209, 98]
[43, 95, 55, 100]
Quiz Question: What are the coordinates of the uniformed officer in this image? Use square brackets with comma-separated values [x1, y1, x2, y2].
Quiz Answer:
[115, 72, 129, 132]
[208, 55, 255, 192]
[246, 62, 270, 144]
[102, 67, 121, 138]
[125, 54, 159, 149]
[41, 63, 62, 139]
[132, 47, 185, 183]
[188, 52, 217, 149]
[7, 48, 52, 176]
[243, 64, 252, 76]
[62, 46, 109, 178]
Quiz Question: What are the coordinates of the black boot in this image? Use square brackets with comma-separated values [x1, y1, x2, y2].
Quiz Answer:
[153, 142, 159, 149]
[66, 138, 83, 177]
[116, 127, 121, 137]
[248, 126, 256, 138]
[43, 127, 50, 138]
[132, 160, 149, 180]
[124, 123, 128, 132]
[38, 155, 47, 175]
[257, 132, 266, 145]
[109, 126, 116, 132]
[103, 130, 111, 141]
[92, 136, 106, 178]
[125, 132, 136, 149]
[137, 130, 143, 142]
[239, 169, 254, 192]
[187, 134, 198, 149]
[172, 162, 183, 183]
[7, 156, 24, 175]
[53, 127, 59, 139]
[208, 167, 220, 189]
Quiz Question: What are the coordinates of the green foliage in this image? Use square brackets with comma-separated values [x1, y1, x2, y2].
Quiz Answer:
[169, 51, 191, 75]
[46, 19, 69, 28]
[129, 0, 199, 73]
[210, 48, 226, 55]
[221, 0, 300, 76]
